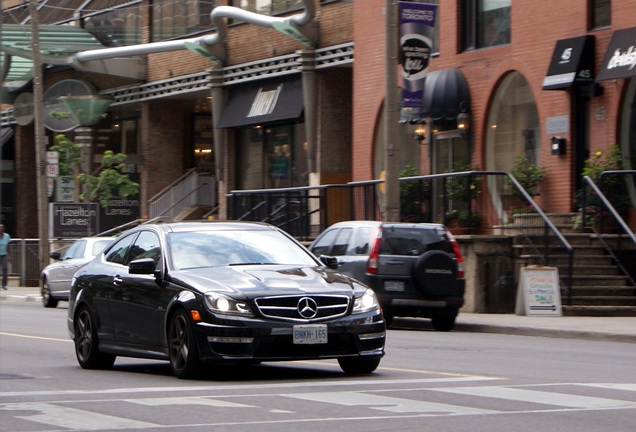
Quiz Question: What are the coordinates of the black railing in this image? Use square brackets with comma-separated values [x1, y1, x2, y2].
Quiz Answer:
[581, 172, 636, 287]
[228, 171, 574, 298]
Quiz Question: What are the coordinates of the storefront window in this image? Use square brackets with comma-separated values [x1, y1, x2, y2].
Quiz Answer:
[485, 72, 540, 213]
[236, 123, 306, 190]
[233, 0, 304, 15]
[84, 3, 142, 46]
[152, 0, 215, 41]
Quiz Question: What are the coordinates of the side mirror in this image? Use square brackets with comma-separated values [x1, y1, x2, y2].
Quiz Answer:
[129, 258, 157, 275]
[319, 255, 339, 270]
[50, 251, 61, 260]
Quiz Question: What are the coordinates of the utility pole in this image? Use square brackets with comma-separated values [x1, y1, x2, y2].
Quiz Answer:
[29, 0, 50, 273]
[384, 0, 400, 222]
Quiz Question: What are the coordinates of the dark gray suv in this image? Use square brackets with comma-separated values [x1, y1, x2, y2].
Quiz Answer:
[309, 221, 465, 331]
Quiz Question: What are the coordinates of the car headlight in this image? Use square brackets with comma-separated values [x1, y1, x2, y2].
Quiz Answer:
[204, 293, 253, 317]
[353, 288, 380, 314]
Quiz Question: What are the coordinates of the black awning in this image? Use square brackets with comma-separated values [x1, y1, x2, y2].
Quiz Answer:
[419, 68, 471, 121]
[597, 27, 636, 82]
[542, 35, 595, 90]
[216, 77, 304, 129]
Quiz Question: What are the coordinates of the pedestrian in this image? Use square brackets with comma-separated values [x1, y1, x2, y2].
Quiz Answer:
[0, 224, 10, 290]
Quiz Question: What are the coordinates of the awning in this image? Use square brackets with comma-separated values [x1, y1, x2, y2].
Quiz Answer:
[542, 35, 595, 90]
[597, 27, 636, 82]
[216, 77, 304, 129]
[0, 24, 145, 80]
[401, 68, 471, 123]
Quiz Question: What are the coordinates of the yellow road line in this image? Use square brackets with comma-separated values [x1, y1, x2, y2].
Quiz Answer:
[0, 331, 71, 343]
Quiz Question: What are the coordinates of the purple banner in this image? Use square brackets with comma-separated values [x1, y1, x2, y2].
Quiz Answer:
[399, 2, 437, 108]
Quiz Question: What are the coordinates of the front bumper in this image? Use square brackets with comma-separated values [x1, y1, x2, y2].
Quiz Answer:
[193, 309, 386, 363]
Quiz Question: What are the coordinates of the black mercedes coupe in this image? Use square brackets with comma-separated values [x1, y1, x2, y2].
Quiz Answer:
[67, 221, 385, 378]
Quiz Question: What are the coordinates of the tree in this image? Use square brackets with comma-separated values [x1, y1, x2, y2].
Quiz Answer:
[51, 134, 139, 207]
[78, 150, 139, 207]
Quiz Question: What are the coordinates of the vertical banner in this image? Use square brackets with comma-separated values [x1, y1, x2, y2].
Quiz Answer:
[399, 2, 437, 108]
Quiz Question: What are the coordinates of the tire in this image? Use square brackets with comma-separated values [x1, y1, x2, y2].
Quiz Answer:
[74, 307, 116, 369]
[338, 357, 381, 374]
[41, 279, 59, 308]
[412, 250, 458, 296]
[168, 309, 202, 379]
[431, 315, 456, 332]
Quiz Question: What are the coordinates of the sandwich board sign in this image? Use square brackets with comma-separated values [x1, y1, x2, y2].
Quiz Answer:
[515, 266, 562, 316]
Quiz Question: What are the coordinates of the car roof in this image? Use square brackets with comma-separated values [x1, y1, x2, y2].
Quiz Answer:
[137, 221, 279, 234]
[325, 221, 445, 230]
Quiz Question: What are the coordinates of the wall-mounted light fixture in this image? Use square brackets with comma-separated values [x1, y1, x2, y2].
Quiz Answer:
[414, 123, 427, 141]
[457, 111, 470, 131]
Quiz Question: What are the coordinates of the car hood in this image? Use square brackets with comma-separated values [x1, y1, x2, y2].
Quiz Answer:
[169, 265, 358, 298]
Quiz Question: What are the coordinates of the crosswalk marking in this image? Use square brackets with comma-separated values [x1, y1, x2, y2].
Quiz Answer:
[431, 386, 636, 410]
[0, 402, 156, 430]
[127, 396, 254, 408]
[285, 391, 496, 415]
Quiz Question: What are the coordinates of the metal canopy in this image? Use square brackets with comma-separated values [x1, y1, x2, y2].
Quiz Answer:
[1, 24, 146, 80]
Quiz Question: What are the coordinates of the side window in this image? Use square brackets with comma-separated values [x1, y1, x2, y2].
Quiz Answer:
[332, 228, 352, 256]
[129, 231, 162, 266]
[310, 228, 339, 256]
[62, 241, 82, 260]
[352, 227, 373, 255]
[106, 234, 136, 265]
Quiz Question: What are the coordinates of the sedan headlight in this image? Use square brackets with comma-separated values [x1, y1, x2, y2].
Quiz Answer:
[204, 293, 253, 317]
[352, 288, 380, 314]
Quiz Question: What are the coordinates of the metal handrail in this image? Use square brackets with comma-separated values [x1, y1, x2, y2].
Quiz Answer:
[581, 174, 636, 288]
[148, 167, 197, 203]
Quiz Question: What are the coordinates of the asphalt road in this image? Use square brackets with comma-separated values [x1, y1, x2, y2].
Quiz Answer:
[1, 302, 635, 432]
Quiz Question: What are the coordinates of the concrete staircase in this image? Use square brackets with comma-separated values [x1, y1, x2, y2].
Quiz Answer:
[511, 212, 636, 316]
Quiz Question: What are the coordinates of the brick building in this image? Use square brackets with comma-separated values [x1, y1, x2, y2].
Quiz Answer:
[1, 0, 354, 237]
[354, 0, 635, 223]
[2, 0, 636, 241]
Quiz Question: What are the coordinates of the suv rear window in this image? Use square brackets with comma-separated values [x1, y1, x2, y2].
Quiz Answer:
[380, 227, 450, 256]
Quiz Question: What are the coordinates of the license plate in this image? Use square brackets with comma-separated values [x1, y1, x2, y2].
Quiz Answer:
[293, 324, 328, 344]
[385, 280, 405, 292]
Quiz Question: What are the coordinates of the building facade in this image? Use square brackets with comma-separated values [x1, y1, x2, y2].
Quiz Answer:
[354, 0, 635, 224]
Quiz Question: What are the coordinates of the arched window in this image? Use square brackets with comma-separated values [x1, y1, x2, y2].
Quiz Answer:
[485, 72, 540, 217]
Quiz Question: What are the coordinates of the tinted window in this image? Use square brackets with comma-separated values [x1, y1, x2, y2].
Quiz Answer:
[129, 231, 162, 265]
[352, 227, 373, 255]
[310, 228, 339, 256]
[332, 228, 352, 256]
[106, 234, 136, 265]
[380, 227, 448, 256]
[63, 240, 84, 260]
[91, 239, 113, 256]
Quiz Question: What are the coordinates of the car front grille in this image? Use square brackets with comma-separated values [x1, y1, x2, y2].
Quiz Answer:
[255, 295, 350, 322]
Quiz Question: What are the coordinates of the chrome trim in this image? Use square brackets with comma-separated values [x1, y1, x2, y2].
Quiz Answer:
[358, 332, 386, 341]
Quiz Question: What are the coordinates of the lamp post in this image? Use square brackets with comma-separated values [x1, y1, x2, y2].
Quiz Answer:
[384, 0, 400, 222]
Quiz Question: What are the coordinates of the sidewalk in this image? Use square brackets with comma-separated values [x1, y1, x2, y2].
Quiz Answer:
[3, 285, 636, 344]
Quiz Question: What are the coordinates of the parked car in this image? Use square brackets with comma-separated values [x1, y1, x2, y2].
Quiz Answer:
[41, 236, 116, 308]
[309, 221, 465, 331]
[67, 221, 385, 379]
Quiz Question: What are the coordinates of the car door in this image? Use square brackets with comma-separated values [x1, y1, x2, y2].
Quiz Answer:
[110, 230, 174, 349]
[48, 240, 87, 294]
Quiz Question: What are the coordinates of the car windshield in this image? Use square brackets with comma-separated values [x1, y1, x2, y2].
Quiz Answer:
[168, 230, 319, 269]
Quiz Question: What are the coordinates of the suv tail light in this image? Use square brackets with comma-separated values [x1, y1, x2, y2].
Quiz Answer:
[366, 228, 383, 274]
[446, 230, 464, 278]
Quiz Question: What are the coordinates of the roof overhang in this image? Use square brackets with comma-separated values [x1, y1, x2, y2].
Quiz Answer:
[1, 24, 146, 81]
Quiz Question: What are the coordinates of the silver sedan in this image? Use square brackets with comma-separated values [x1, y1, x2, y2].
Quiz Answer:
[41, 237, 115, 308]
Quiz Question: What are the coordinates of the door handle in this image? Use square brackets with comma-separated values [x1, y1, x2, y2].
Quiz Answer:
[113, 275, 123, 286]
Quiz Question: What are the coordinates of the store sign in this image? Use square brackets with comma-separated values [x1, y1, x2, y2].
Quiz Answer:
[542, 35, 595, 90]
[50, 203, 99, 238]
[399, 1, 437, 108]
[597, 27, 636, 81]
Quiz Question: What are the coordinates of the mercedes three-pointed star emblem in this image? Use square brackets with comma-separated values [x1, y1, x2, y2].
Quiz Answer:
[297, 297, 318, 319]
